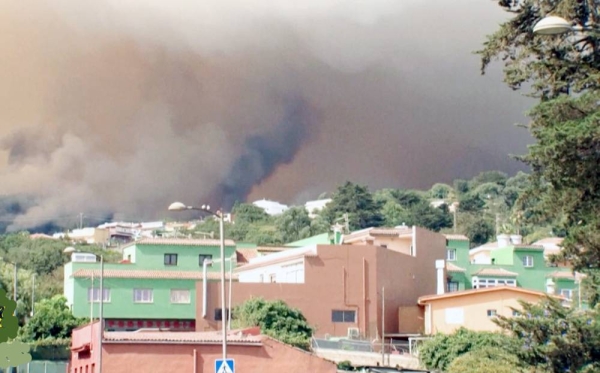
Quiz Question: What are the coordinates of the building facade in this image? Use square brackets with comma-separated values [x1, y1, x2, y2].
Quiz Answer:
[196, 226, 447, 339]
[444, 234, 579, 304]
[418, 286, 553, 334]
[69, 322, 336, 373]
[64, 238, 236, 331]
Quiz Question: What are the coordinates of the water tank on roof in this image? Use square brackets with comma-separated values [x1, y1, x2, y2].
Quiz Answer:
[71, 253, 97, 262]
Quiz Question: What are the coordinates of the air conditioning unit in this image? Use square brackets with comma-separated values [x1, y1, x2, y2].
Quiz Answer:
[347, 327, 360, 339]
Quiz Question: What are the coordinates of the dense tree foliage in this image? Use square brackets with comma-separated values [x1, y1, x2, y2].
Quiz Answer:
[233, 297, 313, 350]
[480, 0, 600, 303]
[20, 295, 86, 342]
[323, 182, 384, 230]
[446, 347, 522, 373]
[418, 328, 518, 371]
[494, 298, 600, 373]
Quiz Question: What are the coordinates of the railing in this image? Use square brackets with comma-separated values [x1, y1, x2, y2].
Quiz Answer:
[312, 338, 411, 355]
[0, 361, 68, 373]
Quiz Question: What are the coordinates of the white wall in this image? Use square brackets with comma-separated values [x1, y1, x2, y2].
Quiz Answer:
[238, 259, 305, 283]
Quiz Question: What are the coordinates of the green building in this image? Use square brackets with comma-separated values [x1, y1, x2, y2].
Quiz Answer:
[444, 234, 581, 305]
[63, 238, 236, 331]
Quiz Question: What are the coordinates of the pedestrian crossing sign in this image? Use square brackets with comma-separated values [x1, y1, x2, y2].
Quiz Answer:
[215, 359, 235, 373]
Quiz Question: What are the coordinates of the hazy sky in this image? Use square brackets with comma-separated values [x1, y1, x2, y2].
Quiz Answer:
[0, 0, 533, 230]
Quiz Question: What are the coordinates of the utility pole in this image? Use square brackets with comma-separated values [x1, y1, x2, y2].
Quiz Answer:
[343, 213, 349, 234]
[381, 287, 385, 367]
[79, 213, 84, 230]
[98, 255, 104, 373]
[31, 274, 35, 317]
[13, 263, 17, 318]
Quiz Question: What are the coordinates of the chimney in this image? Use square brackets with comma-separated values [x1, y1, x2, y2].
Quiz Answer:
[497, 234, 510, 248]
[510, 234, 522, 245]
[435, 260, 445, 295]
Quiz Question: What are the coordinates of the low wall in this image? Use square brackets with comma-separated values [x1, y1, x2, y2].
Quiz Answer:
[314, 349, 421, 370]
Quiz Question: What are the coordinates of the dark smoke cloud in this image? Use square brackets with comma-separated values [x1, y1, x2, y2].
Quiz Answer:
[218, 97, 318, 208]
[0, 0, 532, 231]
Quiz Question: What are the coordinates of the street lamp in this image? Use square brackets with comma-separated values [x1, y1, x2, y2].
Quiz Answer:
[168, 202, 228, 360]
[533, 15, 574, 35]
[64, 246, 104, 373]
[533, 15, 596, 35]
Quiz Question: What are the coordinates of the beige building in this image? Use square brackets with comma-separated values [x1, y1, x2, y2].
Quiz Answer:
[418, 286, 552, 334]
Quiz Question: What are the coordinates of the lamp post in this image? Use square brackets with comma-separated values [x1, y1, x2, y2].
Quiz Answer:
[169, 202, 227, 360]
[533, 15, 596, 35]
[64, 247, 104, 373]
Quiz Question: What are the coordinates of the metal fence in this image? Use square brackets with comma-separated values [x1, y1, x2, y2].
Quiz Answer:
[312, 338, 411, 355]
[0, 361, 68, 373]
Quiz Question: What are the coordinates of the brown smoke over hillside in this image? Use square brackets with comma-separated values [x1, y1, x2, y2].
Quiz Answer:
[0, 1, 531, 231]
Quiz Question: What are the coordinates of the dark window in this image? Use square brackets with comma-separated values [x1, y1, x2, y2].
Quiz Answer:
[487, 309, 497, 317]
[512, 310, 521, 317]
[447, 282, 459, 292]
[199, 254, 213, 266]
[214, 308, 230, 321]
[332, 310, 356, 323]
[164, 254, 178, 265]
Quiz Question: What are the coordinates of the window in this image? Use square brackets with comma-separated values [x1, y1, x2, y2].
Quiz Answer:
[87, 288, 110, 303]
[127, 254, 132, 261]
[133, 289, 153, 303]
[472, 278, 517, 289]
[164, 253, 178, 266]
[170, 289, 191, 304]
[199, 254, 213, 266]
[522, 255, 534, 268]
[487, 309, 497, 317]
[512, 310, 521, 317]
[447, 282, 459, 292]
[447, 249, 457, 261]
[331, 310, 356, 323]
[380, 244, 388, 249]
[214, 308, 230, 321]
[560, 289, 573, 300]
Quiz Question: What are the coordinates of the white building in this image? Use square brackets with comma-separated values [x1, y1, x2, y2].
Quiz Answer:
[236, 245, 315, 284]
[304, 198, 332, 218]
[252, 199, 289, 216]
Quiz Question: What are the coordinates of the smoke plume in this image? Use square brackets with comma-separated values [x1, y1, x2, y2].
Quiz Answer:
[0, 0, 531, 231]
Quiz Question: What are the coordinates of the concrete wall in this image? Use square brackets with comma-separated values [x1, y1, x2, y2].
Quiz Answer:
[426, 289, 545, 334]
[98, 339, 335, 373]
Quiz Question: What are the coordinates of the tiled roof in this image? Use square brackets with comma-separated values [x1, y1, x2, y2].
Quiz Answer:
[72, 269, 238, 280]
[103, 330, 262, 345]
[418, 285, 552, 304]
[473, 268, 519, 277]
[547, 271, 576, 280]
[343, 226, 412, 243]
[534, 237, 564, 245]
[513, 245, 545, 251]
[236, 248, 259, 264]
[123, 237, 235, 249]
[446, 262, 466, 273]
[444, 234, 469, 241]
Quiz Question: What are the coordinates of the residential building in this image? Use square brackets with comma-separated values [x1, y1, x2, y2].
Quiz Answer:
[418, 286, 555, 334]
[285, 232, 332, 247]
[304, 198, 332, 218]
[63, 238, 236, 331]
[445, 234, 579, 304]
[196, 226, 447, 339]
[69, 322, 337, 373]
[252, 199, 289, 215]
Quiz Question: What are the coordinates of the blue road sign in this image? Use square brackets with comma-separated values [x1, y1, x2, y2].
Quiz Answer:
[215, 359, 235, 373]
